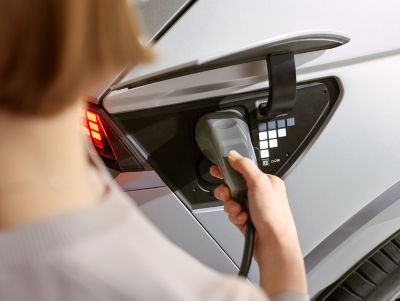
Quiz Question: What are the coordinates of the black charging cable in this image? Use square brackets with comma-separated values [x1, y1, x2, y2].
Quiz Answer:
[238, 199, 255, 277]
[239, 218, 255, 276]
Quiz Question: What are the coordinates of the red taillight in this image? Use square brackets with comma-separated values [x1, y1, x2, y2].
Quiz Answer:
[82, 109, 118, 162]
[82, 105, 144, 172]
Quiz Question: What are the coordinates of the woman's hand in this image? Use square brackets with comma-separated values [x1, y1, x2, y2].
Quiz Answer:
[210, 150, 299, 250]
[210, 150, 307, 295]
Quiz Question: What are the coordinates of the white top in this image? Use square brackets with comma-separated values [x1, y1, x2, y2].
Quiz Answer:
[0, 156, 309, 301]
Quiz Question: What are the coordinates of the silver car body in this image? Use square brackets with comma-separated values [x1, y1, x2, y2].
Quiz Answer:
[93, 0, 400, 297]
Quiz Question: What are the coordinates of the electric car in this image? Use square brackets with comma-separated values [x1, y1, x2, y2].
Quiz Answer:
[84, 1, 400, 299]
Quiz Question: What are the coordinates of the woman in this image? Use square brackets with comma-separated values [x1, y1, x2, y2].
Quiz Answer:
[0, 1, 308, 300]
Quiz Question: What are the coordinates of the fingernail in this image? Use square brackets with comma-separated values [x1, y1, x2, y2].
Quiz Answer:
[214, 191, 223, 200]
[228, 150, 241, 160]
[219, 191, 225, 200]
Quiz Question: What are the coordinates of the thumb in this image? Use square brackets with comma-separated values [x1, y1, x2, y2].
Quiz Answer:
[227, 150, 263, 187]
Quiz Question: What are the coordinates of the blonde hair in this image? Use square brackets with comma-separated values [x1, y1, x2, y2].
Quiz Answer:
[0, 0, 153, 116]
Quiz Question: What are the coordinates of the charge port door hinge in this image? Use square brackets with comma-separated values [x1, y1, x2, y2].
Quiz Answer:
[259, 52, 297, 119]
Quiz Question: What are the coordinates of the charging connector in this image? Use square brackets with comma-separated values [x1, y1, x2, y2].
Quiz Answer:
[195, 109, 257, 277]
